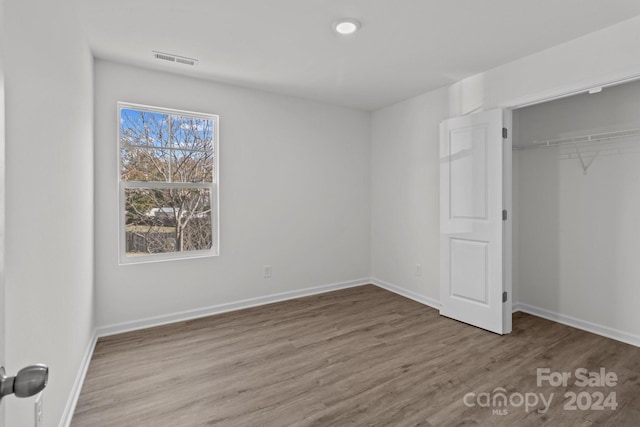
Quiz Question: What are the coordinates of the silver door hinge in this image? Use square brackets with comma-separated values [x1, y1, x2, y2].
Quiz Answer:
[502, 291, 508, 303]
[502, 210, 507, 221]
[502, 128, 508, 139]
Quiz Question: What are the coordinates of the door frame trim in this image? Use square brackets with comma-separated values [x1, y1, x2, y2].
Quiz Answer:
[501, 72, 640, 111]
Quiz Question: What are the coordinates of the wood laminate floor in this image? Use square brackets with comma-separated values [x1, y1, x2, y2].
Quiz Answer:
[71, 285, 640, 426]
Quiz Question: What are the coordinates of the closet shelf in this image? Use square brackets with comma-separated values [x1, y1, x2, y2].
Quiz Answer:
[513, 127, 640, 151]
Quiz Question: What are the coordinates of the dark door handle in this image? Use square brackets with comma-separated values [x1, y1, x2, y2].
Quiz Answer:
[0, 364, 48, 401]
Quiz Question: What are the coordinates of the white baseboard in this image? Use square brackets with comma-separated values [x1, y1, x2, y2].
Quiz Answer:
[59, 331, 98, 427]
[370, 277, 441, 310]
[513, 302, 640, 348]
[369, 280, 640, 349]
[96, 278, 371, 338]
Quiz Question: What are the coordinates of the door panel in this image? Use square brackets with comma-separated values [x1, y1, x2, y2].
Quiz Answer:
[450, 238, 489, 304]
[440, 109, 507, 334]
[450, 126, 488, 220]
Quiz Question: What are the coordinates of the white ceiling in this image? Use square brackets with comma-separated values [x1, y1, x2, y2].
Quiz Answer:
[74, 0, 640, 111]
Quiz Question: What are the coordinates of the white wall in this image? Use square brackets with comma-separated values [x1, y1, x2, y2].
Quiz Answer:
[513, 81, 640, 338]
[370, 16, 640, 326]
[448, 15, 640, 114]
[94, 60, 371, 328]
[3, 0, 95, 426]
[370, 88, 448, 301]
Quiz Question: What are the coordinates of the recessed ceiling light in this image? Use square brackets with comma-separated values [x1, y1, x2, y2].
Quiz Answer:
[334, 18, 361, 35]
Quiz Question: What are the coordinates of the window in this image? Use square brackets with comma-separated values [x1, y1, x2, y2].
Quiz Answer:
[118, 102, 219, 263]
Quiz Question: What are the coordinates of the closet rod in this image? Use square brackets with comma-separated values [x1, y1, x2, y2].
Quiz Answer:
[513, 127, 640, 151]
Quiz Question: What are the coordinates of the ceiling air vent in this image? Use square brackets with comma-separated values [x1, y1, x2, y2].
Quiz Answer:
[152, 51, 198, 66]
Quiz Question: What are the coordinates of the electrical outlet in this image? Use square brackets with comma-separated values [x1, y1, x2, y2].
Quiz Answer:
[263, 265, 271, 278]
[34, 393, 43, 427]
[416, 264, 422, 277]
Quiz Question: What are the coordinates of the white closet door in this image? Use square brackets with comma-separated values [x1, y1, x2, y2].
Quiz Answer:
[439, 109, 507, 334]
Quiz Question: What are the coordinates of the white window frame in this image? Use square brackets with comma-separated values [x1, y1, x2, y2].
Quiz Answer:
[117, 102, 220, 264]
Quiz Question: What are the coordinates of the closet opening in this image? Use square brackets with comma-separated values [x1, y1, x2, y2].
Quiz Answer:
[510, 78, 640, 346]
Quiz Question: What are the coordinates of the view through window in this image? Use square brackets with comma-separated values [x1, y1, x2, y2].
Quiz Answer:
[118, 103, 219, 263]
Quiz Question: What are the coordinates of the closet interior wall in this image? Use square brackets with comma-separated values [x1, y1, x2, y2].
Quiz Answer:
[513, 80, 640, 340]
